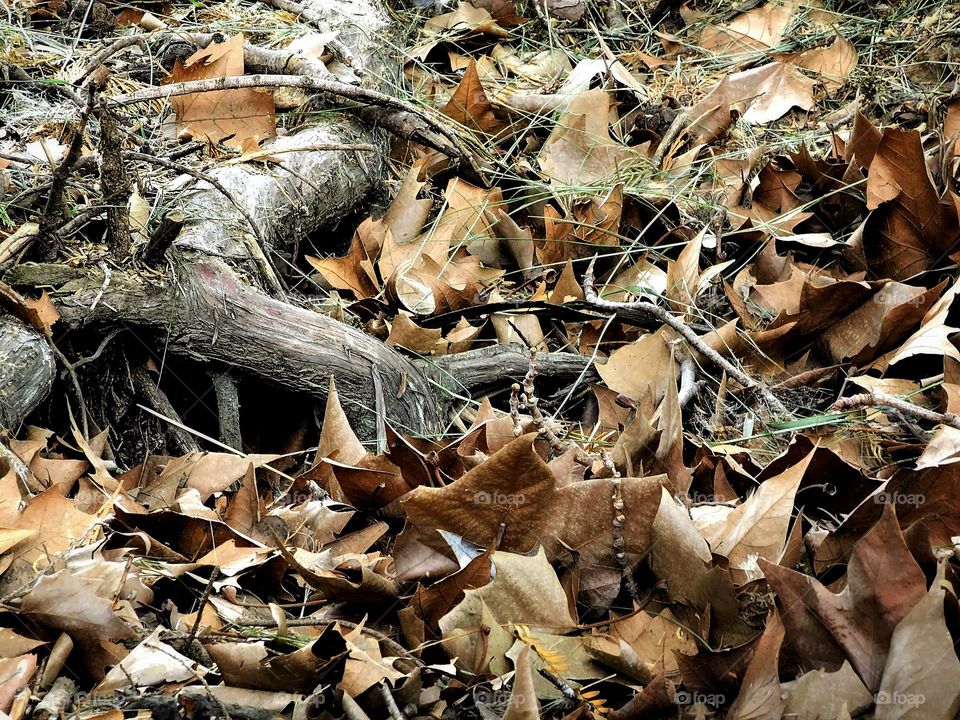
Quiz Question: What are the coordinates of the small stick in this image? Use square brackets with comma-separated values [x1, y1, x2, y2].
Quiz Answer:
[677, 352, 699, 408]
[209, 370, 242, 450]
[37, 86, 95, 261]
[187, 566, 220, 648]
[133, 366, 200, 454]
[509, 383, 523, 437]
[108, 74, 468, 162]
[78, 35, 148, 80]
[583, 257, 788, 417]
[235, 617, 422, 664]
[537, 668, 579, 707]
[650, 110, 689, 170]
[378, 682, 407, 720]
[834, 390, 960, 430]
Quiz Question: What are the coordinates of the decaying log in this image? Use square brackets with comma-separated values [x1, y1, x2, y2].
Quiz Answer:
[0, 316, 55, 429]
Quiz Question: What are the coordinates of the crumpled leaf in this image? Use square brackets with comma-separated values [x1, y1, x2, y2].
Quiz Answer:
[689, 62, 816, 126]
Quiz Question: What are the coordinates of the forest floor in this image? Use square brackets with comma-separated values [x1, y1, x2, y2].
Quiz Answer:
[4, 0, 960, 718]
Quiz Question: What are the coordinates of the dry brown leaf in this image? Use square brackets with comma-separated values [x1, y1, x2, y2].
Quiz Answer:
[168, 34, 276, 148]
[402, 434, 663, 571]
[863, 127, 960, 279]
[538, 90, 633, 185]
[875, 563, 960, 720]
[688, 62, 816, 126]
[726, 612, 785, 720]
[22, 569, 135, 678]
[782, 34, 857, 89]
[699, 1, 797, 54]
[443, 60, 507, 135]
[596, 331, 673, 406]
[782, 662, 872, 720]
[760, 504, 926, 691]
[503, 645, 541, 720]
[703, 448, 812, 575]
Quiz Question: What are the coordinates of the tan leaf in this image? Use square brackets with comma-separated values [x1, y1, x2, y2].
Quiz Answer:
[443, 60, 506, 135]
[688, 62, 816, 126]
[875, 563, 960, 720]
[538, 90, 633, 185]
[783, 34, 857, 89]
[168, 34, 276, 148]
[699, 1, 797, 53]
[705, 449, 813, 574]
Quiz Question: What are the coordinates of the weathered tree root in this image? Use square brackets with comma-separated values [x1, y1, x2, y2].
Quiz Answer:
[7, 261, 595, 438]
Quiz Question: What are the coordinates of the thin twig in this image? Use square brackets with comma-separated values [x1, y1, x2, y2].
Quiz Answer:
[78, 35, 148, 80]
[108, 74, 469, 161]
[677, 351, 699, 408]
[650, 110, 689, 170]
[583, 257, 788, 417]
[187, 567, 220, 648]
[235, 617, 423, 665]
[37, 86, 95, 260]
[834, 391, 960, 430]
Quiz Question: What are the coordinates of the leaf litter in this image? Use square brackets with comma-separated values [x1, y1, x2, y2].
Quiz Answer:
[6, 0, 960, 718]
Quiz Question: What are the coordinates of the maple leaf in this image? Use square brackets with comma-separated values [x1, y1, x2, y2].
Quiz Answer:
[760, 504, 926, 691]
[401, 434, 663, 571]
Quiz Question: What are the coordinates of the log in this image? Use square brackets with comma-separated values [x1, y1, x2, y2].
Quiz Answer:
[0, 315, 55, 429]
[166, 0, 391, 269]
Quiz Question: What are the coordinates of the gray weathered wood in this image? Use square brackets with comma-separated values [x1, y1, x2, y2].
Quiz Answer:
[0, 316, 55, 429]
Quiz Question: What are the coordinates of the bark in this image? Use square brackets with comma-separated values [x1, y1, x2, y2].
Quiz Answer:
[7, 262, 595, 439]
[0, 315, 55, 429]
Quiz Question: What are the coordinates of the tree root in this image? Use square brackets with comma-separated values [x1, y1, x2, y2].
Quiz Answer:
[6, 261, 595, 439]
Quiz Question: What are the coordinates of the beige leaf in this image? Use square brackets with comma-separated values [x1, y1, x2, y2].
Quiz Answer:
[168, 34, 276, 148]
[538, 90, 633, 185]
[503, 645, 541, 720]
[689, 62, 816, 126]
[700, 1, 797, 53]
[707, 448, 813, 573]
[875, 563, 960, 720]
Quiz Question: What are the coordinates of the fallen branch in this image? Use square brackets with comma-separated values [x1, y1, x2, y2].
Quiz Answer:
[834, 390, 960, 430]
[0, 316, 55, 429]
[123, 150, 286, 298]
[583, 257, 788, 417]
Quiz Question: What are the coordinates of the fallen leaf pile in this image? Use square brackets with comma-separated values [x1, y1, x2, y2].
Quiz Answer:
[7, 0, 960, 718]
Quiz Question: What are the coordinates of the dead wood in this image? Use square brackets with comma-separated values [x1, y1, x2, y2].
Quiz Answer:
[0, 316, 56, 430]
[7, 261, 592, 438]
